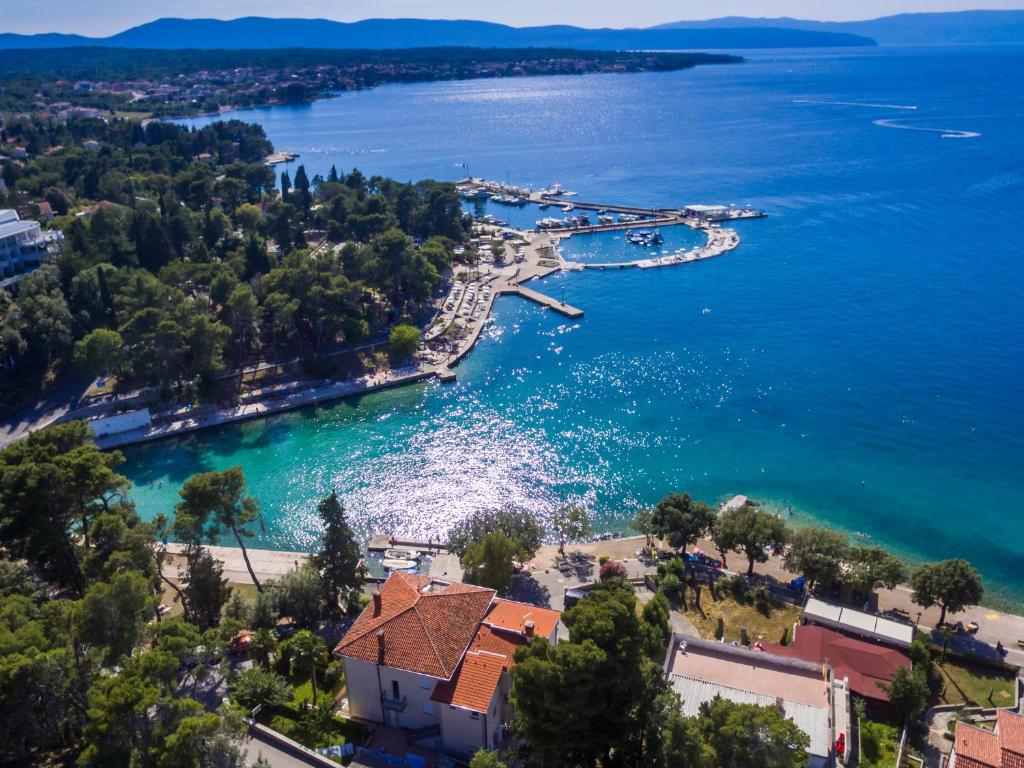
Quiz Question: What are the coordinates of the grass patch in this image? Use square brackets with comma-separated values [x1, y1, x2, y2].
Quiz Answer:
[680, 589, 801, 645]
[859, 719, 899, 768]
[935, 658, 1017, 707]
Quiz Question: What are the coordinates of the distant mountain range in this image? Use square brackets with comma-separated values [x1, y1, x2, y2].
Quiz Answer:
[0, 10, 1021, 52]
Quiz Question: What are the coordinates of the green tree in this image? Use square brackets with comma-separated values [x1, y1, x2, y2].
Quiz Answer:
[696, 697, 810, 768]
[462, 532, 517, 596]
[713, 506, 789, 576]
[175, 467, 265, 591]
[273, 563, 328, 629]
[74, 328, 123, 375]
[389, 323, 420, 359]
[847, 546, 908, 595]
[311, 491, 363, 608]
[783, 526, 848, 590]
[447, 508, 544, 562]
[650, 492, 715, 551]
[881, 666, 930, 723]
[911, 559, 983, 626]
[630, 507, 656, 550]
[77, 570, 155, 665]
[284, 630, 328, 705]
[228, 667, 293, 712]
[552, 505, 592, 555]
[249, 628, 278, 670]
[469, 750, 508, 768]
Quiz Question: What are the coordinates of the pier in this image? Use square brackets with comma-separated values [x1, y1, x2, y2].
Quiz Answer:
[499, 284, 584, 318]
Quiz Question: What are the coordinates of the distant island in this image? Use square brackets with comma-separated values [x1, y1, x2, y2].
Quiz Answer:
[0, 47, 741, 118]
[2, 10, 1023, 52]
[0, 16, 876, 51]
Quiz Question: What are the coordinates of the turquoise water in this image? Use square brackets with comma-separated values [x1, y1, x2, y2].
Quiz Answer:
[128, 46, 1024, 606]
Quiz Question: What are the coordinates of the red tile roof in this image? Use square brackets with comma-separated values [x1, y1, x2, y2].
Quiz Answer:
[334, 573, 495, 679]
[484, 598, 561, 640]
[761, 625, 910, 702]
[999, 710, 1024, 768]
[433, 601, 561, 713]
[956, 723, 1002, 768]
[431, 650, 508, 713]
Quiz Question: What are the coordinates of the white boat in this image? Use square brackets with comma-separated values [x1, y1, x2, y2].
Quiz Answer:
[382, 558, 418, 571]
[385, 548, 421, 560]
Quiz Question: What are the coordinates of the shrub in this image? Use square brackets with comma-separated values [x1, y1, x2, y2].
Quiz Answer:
[269, 714, 298, 738]
[598, 555, 610, 566]
[599, 560, 628, 581]
[347, 592, 370, 616]
[715, 617, 725, 640]
[230, 668, 294, 711]
[659, 573, 681, 603]
[727, 575, 748, 602]
[323, 660, 345, 690]
[751, 585, 770, 614]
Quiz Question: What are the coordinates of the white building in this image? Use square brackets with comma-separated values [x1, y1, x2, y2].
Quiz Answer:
[334, 572, 560, 761]
[0, 209, 55, 286]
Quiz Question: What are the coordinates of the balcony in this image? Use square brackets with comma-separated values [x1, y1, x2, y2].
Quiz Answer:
[381, 694, 407, 712]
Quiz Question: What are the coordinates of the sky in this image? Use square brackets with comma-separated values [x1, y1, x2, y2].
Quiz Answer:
[3, 0, 1021, 36]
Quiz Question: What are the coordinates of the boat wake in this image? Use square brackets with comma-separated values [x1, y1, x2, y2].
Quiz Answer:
[793, 99, 918, 110]
[872, 118, 980, 139]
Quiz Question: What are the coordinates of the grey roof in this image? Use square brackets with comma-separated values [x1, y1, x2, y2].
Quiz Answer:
[0, 219, 39, 240]
[804, 597, 913, 648]
[670, 673, 831, 758]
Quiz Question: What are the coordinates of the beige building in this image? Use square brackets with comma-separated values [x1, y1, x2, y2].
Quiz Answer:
[334, 572, 560, 761]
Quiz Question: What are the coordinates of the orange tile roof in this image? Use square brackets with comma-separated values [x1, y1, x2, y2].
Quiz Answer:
[431, 650, 508, 713]
[469, 623, 525, 659]
[334, 573, 495, 679]
[999, 710, 1024, 767]
[955, 722, 1002, 768]
[483, 598, 561, 639]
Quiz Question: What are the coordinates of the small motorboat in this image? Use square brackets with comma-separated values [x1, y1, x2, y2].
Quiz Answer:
[382, 558, 418, 571]
[385, 548, 421, 561]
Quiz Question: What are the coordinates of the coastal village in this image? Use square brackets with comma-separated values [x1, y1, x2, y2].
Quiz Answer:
[0, 35, 1020, 768]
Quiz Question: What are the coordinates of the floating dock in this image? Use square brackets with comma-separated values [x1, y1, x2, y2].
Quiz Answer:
[500, 284, 584, 318]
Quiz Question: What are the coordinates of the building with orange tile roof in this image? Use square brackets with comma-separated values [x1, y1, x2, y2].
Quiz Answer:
[334, 572, 560, 759]
[951, 710, 1024, 768]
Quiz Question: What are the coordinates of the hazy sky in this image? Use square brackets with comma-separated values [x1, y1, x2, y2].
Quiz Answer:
[4, 0, 1021, 36]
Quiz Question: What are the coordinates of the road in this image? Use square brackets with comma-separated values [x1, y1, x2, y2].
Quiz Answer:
[0, 376, 91, 448]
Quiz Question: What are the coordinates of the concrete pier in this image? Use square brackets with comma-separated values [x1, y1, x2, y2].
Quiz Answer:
[499, 284, 584, 318]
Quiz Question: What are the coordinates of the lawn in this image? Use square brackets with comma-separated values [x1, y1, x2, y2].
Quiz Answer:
[859, 719, 899, 768]
[935, 658, 1017, 707]
[679, 589, 802, 645]
[260, 668, 364, 760]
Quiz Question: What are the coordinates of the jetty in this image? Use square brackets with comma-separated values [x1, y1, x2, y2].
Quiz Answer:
[500, 284, 583, 318]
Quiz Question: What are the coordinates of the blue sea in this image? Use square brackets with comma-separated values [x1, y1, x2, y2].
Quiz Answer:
[126, 46, 1024, 607]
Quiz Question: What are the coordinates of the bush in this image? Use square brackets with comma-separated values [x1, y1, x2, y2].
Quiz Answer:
[269, 714, 298, 738]
[727, 575, 749, 602]
[715, 618, 725, 640]
[598, 555, 610, 566]
[230, 668, 294, 711]
[751, 585, 770, 614]
[347, 592, 370, 616]
[599, 560, 628, 581]
[322, 660, 345, 690]
[389, 324, 421, 359]
[659, 573, 681, 603]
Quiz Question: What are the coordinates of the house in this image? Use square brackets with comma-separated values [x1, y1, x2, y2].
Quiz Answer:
[12, 147, 27, 160]
[36, 202, 54, 222]
[761, 625, 910, 711]
[334, 573, 560, 760]
[82, 140, 101, 150]
[664, 634, 843, 768]
[950, 709, 1024, 767]
[0, 209, 47, 282]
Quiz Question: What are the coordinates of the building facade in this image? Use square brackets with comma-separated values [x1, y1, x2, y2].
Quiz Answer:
[0, 209, 58, 287]
[334, 572, 560, 760]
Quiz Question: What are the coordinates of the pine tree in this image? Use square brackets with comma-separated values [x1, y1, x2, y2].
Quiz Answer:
[312, 491, 362, 608]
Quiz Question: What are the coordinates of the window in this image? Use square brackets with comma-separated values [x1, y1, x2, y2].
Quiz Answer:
[420, 675, 432, 690]
[470, 711, 481, 720]
[423, 700, 434, 715]
[391, 680, 400, 700]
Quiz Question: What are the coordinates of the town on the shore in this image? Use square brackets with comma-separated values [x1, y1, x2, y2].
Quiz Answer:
[0, 44, 1021, 768]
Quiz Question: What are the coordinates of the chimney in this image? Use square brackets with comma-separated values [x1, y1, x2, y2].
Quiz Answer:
[524, 620, 535, 638]
[373, 592, 382, 616]
[377, 629, 386, 655]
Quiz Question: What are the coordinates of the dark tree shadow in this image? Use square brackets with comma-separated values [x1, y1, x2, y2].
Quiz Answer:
[508, 574, 552, 608]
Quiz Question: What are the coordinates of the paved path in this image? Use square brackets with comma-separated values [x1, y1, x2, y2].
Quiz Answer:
[164, 543, 310, 586]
